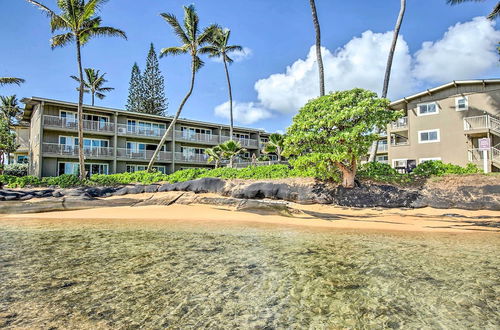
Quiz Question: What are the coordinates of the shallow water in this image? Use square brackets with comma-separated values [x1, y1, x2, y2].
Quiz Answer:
[0, 219, 499, 329]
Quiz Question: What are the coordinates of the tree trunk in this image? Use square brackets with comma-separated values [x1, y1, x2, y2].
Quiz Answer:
[341, 169, 356, 188]
[76, 38, 86, 180]
[91, 92, 95, 106]
[229, 156, 234, 168]
[368, 0, 406, 162]
[309, 0, 325, 96]
[277, 147, 282, 162]
[223, 56, 234, 141]
[147, 60, 196, 171]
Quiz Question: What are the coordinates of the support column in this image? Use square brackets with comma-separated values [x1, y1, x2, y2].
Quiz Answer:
[112, 112, 118, 174]
[171, 120, 176, 173]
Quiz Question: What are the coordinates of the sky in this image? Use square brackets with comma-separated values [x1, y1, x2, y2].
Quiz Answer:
[1, 0, 499, 133]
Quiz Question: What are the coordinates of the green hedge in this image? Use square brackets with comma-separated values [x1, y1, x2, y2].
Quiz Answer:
[411, 160, 479, 177]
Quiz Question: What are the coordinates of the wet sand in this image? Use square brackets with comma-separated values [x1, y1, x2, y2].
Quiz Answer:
[2, 200, 499, 234]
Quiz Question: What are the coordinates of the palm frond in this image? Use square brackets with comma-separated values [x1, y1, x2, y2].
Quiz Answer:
[197, 24, 218, 45]
[26, 0, 71, 32]
[160, 12, 189, 45]
[446, 0, 484, 4]
[81, 0, 108, 23]
[160, 46, 189, 58]
[183, 5, 199, 43]
[193, 55, 205, 72]
[81, 26, 127, 44]
[488, 2, 500, 19]
[0, 77, 25, 86]
[226, 45, 243, 53]
[51, 32, 74, 48]
[97, 87, 114, 92]
[95, 92, 106, 99]
[198, 45, 220, 56]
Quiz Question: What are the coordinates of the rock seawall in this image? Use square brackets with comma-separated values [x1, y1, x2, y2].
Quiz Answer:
[1, 176, 499, 214]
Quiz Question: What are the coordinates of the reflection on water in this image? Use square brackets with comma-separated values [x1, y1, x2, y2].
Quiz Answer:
[0, 219, 499, 328]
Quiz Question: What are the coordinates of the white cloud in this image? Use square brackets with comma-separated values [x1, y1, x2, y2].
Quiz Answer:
[214, 100, 272, 124]
[211, 47, 253, 63]
[253, 17, 499, 115]
[413, 17, 500, 83]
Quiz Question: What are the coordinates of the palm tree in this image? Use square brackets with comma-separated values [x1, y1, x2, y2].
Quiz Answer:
[0, 78, 25, 87]
[70, 68, 114, 106]
[0, 95, 22, 126]
[147, 5, 217, 171]
[263, 133, 285, 162]
[368, 0, 406, 162]
[219, 140, 246, 168]
[205, 146, 224, 168]
[27, 0, 126, 179]
[447, 0, 499, 20]
[308, 0, 325, 96]
[202, 28, 243, 140]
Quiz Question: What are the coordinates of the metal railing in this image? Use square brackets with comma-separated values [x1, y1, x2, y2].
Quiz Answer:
[231, 160, 289, 168]
[464, 115, 500, 135]
[116, 124, 167, 138]
[175, 130, 219, 144]
[42, 143, 114, 158]
[174, 152, 209, 163]
[377, 143, 388, 152]
[43, 115, 115, 133]
[492, 147, 500, 163]
[390, 139, 409, 146]
[390, 116, 408, 130]
[220, 136, 259, 148]
[116, 148, 172, 161]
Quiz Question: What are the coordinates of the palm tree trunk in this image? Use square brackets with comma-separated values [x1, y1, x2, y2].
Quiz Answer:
[91, 92, 95, 106]
[309, 0, 325, 96]
[229, 156, 234, 168]
[76, 38, 86, 180]
[147, 61, 196, 172]
[223, 57, 234, 140]
[368, 0, 406, 162]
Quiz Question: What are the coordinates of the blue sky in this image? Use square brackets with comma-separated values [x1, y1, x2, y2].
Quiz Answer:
[1, 0, 499, 132]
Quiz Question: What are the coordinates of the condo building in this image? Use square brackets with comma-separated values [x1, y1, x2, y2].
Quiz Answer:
[370, 79, 500, 172]
[15, 97, 271, 177]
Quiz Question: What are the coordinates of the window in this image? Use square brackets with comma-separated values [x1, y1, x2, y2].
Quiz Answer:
[419, 157, 441, 164]
[418, 129, 440, 143]
[59, 136, 108, 149]
[376, 155, 389, 164]
[17, 155, 28, 164]
[58, 162, 108, 176]
[60, 110, 77, 126]
[234, 133, 250, 139]
[127, 120, 136, 133]
[126, 142, 146, 154]
[455, 96, 468, 111]
[127, 164, 165, 174]
[417, 102, 438, 116]
[392, 159, 407, 168]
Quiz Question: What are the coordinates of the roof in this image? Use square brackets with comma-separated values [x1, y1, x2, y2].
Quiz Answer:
[21, 96, 270, 134]
[389, 79, 500, 108]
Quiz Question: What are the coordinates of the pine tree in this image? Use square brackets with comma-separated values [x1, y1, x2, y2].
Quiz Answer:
[142, 43, 167, 115]
[126, 62, 143, 112]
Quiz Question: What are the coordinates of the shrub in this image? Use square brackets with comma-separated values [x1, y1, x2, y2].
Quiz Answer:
[89, 171, 169, 186]
[0, 174, 20, 187]
[41, 174, 82, 188]
[166, 168, 209, 183]
[199, 164, 296, 180]
[7, 176, 42, 188]
[4, 164, 28, 177]
[411, 161, 480, 177]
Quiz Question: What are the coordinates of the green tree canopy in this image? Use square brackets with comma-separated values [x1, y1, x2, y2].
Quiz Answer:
[0, 117, 18, 172]
[284, 88, 400, 188]
[219, 140, 247, 168]
[71, 68, 114, 106]
[0, 95, 23, 125]
[126, 62, 143, 112]
[263, 133, 285, 161]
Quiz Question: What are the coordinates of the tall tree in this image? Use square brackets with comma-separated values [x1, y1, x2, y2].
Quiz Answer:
[70, 68, 114, 106]
[27, 0, 126, 179]
[0, 95, 23, 126]
[202, 28, 243, 140]
[447, 0, 499, 19]
[368, 0, 406, 162]
[0, 78, 25, 87]
[205, 145, 223, 168]
[142, 43, 167, 115]
[0, 117, 18, 171]
[309, 0, 325, 96]
[126, 62, 143, 112]
[147, 5, 217, 171]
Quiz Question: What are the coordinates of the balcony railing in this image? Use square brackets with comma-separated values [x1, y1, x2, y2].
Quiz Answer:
[468, 145, 500, 164]
[43, 115, 115, 133]
[220, 136, 259, 148]
[464, 115, 500, 135]
[390, 116, 408, 130]
[116, 148, 172, 161]
[174, 152, 209, 163]
[390, 139, 409, 147]
[42, 143, 114, 158]
[175, 130, 219, 144]
[116, 124, 167, 138]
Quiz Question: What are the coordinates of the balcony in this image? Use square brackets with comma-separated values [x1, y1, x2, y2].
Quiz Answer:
[42, 143, 114, 158]
[43, 115, 115, 134]
[116, 148, 172, 162]
[174, 152, 209, 163]
[175, 130, 219, 144]
[220, 136, 259, 148]
[372, 143, 388, 153]
[390, 116, 408, 130]
[116, 124, 167, 139]
[464, 115, 500, 136]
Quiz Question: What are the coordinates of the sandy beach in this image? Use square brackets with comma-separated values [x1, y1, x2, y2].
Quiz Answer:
[2, 198, 499, 234]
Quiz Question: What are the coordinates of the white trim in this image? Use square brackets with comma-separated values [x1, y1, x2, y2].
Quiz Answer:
[392, 158, 408, 168]
[455, 96, 468, 111]
[57, 161, 109, 176]
[419, 157, 442, 164]
[59, 109, 110, 121]
[417, 102, 439, 116]
[418, 129, 440, 144]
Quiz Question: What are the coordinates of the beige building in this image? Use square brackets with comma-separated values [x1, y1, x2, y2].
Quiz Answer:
[372, 79, 500, 172]
[17, 97, 271, 177]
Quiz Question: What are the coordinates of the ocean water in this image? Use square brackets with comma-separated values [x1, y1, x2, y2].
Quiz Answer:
[0, 219, 498, 329]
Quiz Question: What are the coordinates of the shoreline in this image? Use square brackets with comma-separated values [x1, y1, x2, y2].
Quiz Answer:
[2, 200, 499, 234]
